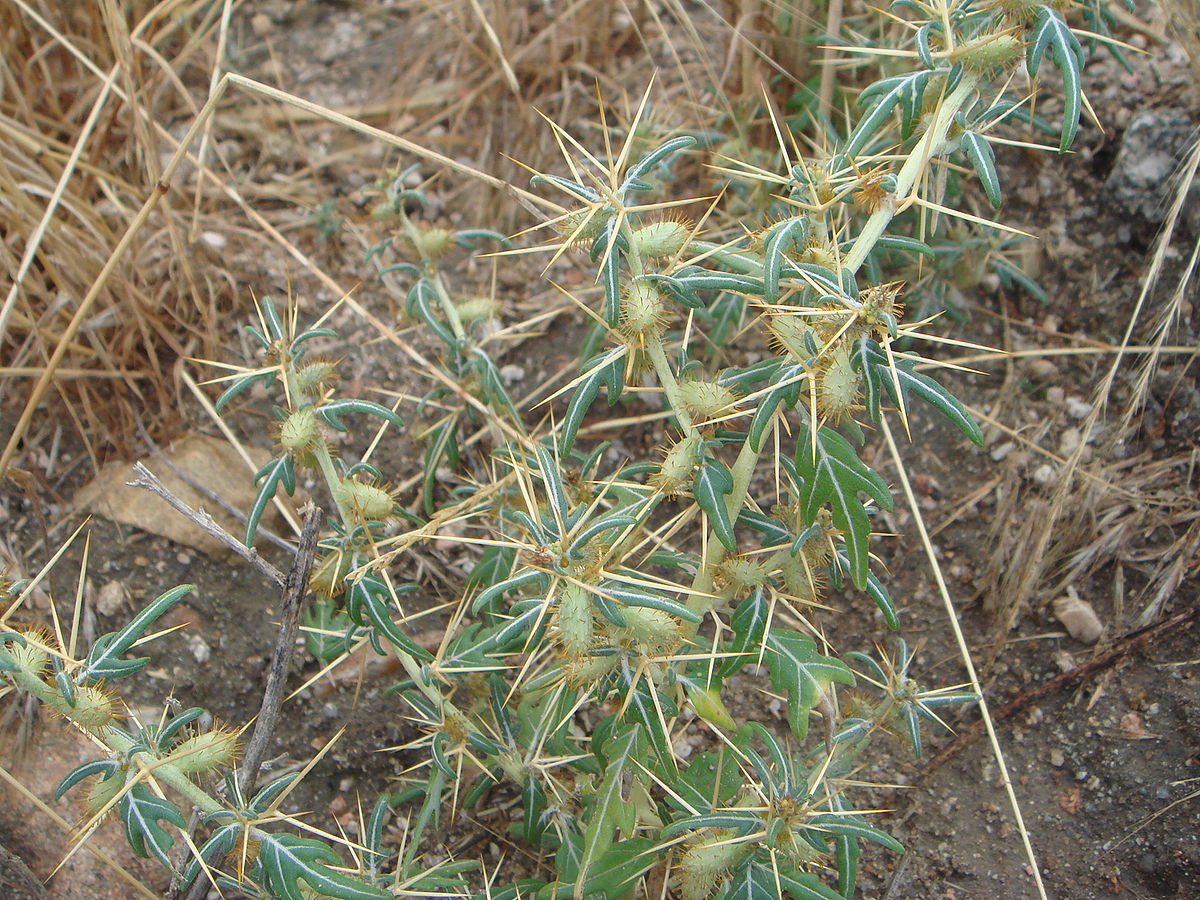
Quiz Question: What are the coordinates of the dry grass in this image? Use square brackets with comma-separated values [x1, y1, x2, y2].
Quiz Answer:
[0, 1, 239, 465]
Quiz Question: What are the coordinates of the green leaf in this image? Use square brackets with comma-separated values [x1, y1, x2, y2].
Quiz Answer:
[620, 675, 678, 774]
[718, 858, 844, 900]
[748, 363, 803, 451]
[79, 584, 194, 683]
[762, 217, 809, 304]
[959, 131, 1001, 209]
[472, 348, 521, 422]
[247, 454, 295, 546]
[215, 370, 277, 412]
[453, 228, 514, 250]
[407, 278, 457, 347]
[846, 70, 933, 156]
[345, 577, 434, 661]
[855, 340, 984, 446]
[673, 749, 745, 813]
[621, 135, 697, 194]
[120, 784, 186, 867]
[422, 416, 459, 515]
[254, 831, 389, 900]
[777, 867, 847, 900]
[559, 349, 625, 455]
[807, 814, 905, 853]
[718, 587, 769, 679]
[660, 810, 763, 841]
[763, 630, 855, 740]
[316, 399, 404, 433]
[694, 456, 737, 552]
[577, 726, 639, 890]
[795, 426, 892, 588]
[1027, 7, 1084, 152]
[466, 544, 517, 592]
[601, 579, 702, 623]
[56, 759, 120, 801]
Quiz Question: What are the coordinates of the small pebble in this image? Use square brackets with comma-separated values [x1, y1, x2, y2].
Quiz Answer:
[1049, 748, 1065, 767]
[1066, 396, 1093, 419]
[1032, 463, 1056, 486]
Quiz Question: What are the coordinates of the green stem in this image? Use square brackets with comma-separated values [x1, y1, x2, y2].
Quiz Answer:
[843, 71, 980, 274]
[644, 336, 696, 436]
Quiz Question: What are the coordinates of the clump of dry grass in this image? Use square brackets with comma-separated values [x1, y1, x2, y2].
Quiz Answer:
[0, 1, 244, 467]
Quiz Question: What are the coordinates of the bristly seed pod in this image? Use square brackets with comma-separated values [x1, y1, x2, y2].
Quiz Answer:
[620, 280, 667, 337]
[335, 478, 395, 521]
[649, 434, 701, 496]
[293, 359, 339, 398]
[169, 725, 241, 776]
[407, 224, 454, 259]
[279, 406, 322, 455]
[677, 379, 737, 422]
[556, 581, 594, 659]
[678, 832, 746, 900]
[47, 682, 117, 730]
[613, 606, 682, 654]
[310, 550, 350, 599]
[630, 219, 691, 259]
[455, 296, 502, 324]
[953, 33, 1024, 72]
[816, 342, 862, 424]
[714, 555, 773, 599]
[3, 627, 50, 676]
[84, 769, 127, 819]
[779, 555, 828, 603]
[562, 652, 617, 688]
[557, 206, 612, 246]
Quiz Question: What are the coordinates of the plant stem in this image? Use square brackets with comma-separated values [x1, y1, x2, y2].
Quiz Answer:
[843, 71, 981, 274]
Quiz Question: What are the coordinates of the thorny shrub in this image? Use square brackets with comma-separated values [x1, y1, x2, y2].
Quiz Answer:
[2, 3, 1129, 898]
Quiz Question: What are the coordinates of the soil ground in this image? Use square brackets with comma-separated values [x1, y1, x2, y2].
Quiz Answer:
[1, 3, 1197, 899]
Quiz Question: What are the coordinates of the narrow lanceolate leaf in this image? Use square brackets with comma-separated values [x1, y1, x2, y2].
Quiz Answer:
[215, 370, 277, 412]
[795, 427, 892, 588]
[660, 810, 763, 840]
[806, 814, 905, 853]
[1027, 7, 1085, 152]
[247, 454, 296, 546]
[120, 785, 186, 867]
[253, 831, 389, 900]
[764, 629, 855, 740]
[855, 341, 984, 446]
[316, 399, 404, 433]
[346, 577, 434, 661]
[559, 348, 625, 455]
[718, 587, 769, 679]
[959, 131, 1002, 209]
[694, 456, 737, 552]
[845, 70, 933, 156]
[79, 584, 194, 683]
[621, 135, 697, 195]
[601, 580, 702, 623]
[762, 217, 809, 304]
[719, 858, 845, 900]
[576, 727, 640, 895]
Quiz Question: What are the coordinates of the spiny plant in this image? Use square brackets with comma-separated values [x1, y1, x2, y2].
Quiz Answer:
[1, 2, 1125, 898]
